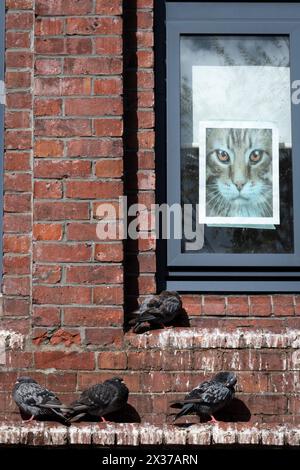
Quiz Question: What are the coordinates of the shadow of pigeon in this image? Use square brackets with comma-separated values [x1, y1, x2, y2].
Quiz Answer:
[213, 398, 251, 423]
[172, 308, 191, 327]
[65, 404, 141, 424]
[169, 398, 251, 425]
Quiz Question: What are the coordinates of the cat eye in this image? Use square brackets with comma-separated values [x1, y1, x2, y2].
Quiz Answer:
[216, 149, 230, 163]
[249, 149, 263, 163]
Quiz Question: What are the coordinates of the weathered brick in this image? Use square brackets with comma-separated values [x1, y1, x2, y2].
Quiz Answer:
[94, 120, 123, 137]
[3, 297, 30, 316]
[95, 243, 123, 262]
[6, 11, 33, 30]
[4, 152, 30, 172]
[33, 223, 63, 241]
[34, 160, 91, 178]
[36, 0, 93, 16]
[65, 181, 123, 199]
[34, 351, 95, 370]
[66, 139, 123, 158]
[65, 98, 122, 116]
[4, 173, 31, 192]
[93, 285, 123, 305]
[35, 18, 64, 36]
[95, 37, 122, 55]
[4, 213, 31, 233]
[34, 243, 92, 262]
[3, 255, 30, 275]
[64, 57, 122, 75]
[34, 180, 62, 199]
[34, 140, 64, 158]
[33, 286, 92, 305]
[35, 119, 91, 137]
[273, 295, 295, 316]
[64, 307, 123, 327]
[35, 58, 62, 75]
[33, 306, 61, 327]
[85, 328, 123, 348]
[94, 78, 122, 95]
[4, 193, 31, 213]
[5, 111, 31, 129]
[66, 265, 123, 284]
[3, 235, 30, 254]
[33, 264, 62, 284]
[98, 351, 127, 370]
[34, 201, 89, 220]
[34, 98, 62, 117]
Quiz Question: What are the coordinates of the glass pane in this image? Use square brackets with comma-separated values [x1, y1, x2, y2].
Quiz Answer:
[180, 36, 294, 254]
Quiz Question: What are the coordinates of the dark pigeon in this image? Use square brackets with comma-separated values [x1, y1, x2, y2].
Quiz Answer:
[130, 291, 182, 333]
[67, 377, 129, 423]
[12, 376, 68, 422]
[172, 372, 237, 423]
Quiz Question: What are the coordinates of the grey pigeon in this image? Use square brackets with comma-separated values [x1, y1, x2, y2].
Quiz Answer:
[172, 372, 237, 423]
[130, 291, 182, 333]
[12, 376, 68, 422]
[67, 377, 129, 423]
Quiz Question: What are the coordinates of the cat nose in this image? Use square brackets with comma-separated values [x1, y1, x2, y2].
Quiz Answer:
[235, 181, 246, 191]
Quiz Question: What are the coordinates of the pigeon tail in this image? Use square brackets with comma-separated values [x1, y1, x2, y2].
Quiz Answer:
[174, 403, 194, 421]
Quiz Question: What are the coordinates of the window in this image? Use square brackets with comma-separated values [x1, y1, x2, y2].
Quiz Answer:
[163, 2, 300, 291]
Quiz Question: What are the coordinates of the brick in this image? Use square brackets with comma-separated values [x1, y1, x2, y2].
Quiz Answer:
[137, 170, 155, 189]
[95, 37, 122, 55]
[85, 328, 123, 348]
[3, 297, 30, 316]
[93, 285, 123, 304]
[94, 78, 122, 95]
[95, 243, 123, 262]
[6, 92, 32, 109]
[273, 295, 295, 316]
[6, 71, 31, 89]
[35, 38, 65, 54]
[33, 306, 61, 326]
[35, 18, 64, 36]
[3, 235, 30, 254]
[66, 139, 123, 158]
[34, 180, 62, 199]
[36, 0, 93, 16]
[4, 213, 31, 233]
[141, 372, 172, 393]
[98, 352, 127, 370]
[95, 0, 122, 14]
[5, 110, 31, 128]
[65, 98, 122, 116]
[3, 276, 30, 296]
[34, 99, 62, 117]
[33, 223, 63, 241]
[5, 130, 32, 150]
[34, 160, 91, 178]
[6, 0, 33, 10]
[226, 296, 249, 316]
[65, 180, 123, 199]
[46, 373, 77, 392]
[244, 395, 287, 415]
[66, 265, 123, 284]
[64, 57, 122, 75]
[4, 152, 30, 172]
[137, 50, 154, 68]
[249, 295, 272, 316]
[94, 120, 123, 137]
[66, 16, 121, 35]
[3, 255, 30, 275]
[6, 51, 33, 68]
[4, 194, 31, 212]
[66, 37, 93, 55]
[34, 140, 64, 158]
[34, 201, 89, 220]
[35, 77, 92, 96]
[4, 173, 31, 192]
[94, 159, 123, 177]
[64, 307, 123, 327]
[35, 119, 91, 137]
[137, 110, 154, 129]
[33, 286, 92, 304]
[33, 264, 62, 284]
[6, 11, 33, 30]
[126, 70, 154, 89]
[202, 296, 226, 316]
[35, 59, 62, 75]
[34, 351, 95, 370]
[34, 243, 92, 262]
[66, 223, 100, 241]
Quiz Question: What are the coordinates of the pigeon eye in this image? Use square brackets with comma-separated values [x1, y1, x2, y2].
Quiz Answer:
[216, 149, 230, 163]
[249, 149, 263, 164]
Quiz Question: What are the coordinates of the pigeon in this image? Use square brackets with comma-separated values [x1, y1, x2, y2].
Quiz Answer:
[129, 290, 182, 333]
[12, 376, 69, 422]
[172, 372, 237, 423]
[67, 377, 129, 423]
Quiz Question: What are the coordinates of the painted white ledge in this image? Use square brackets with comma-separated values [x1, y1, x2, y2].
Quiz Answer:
[127, 329, 300, 350]
[0, 423, 299, 447]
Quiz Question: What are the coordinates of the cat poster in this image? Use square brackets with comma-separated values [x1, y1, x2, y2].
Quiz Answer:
[198, 121, 280, 226]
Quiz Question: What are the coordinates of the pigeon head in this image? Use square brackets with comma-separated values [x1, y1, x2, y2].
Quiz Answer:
[213, 372, 237, 388]
[15, 377, 38, 385]
[106, 377, 124, 385]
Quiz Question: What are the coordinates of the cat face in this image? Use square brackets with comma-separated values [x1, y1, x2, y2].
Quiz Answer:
[206, 128, 273, 217]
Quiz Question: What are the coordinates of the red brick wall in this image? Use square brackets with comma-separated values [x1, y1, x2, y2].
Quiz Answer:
[1, 0, 299, 426]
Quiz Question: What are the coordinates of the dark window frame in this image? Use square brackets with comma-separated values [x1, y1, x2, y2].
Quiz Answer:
[156, 1, 300, 292]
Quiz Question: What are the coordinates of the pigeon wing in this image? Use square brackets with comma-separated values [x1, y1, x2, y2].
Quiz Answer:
[71, 383, 114, 414]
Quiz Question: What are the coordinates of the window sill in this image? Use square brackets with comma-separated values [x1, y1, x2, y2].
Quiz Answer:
[0, 422, 299, 447]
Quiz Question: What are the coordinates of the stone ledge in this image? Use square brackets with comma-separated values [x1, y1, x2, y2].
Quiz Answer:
[125, 328, 300, 350]
[0, 423, 299, 447]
